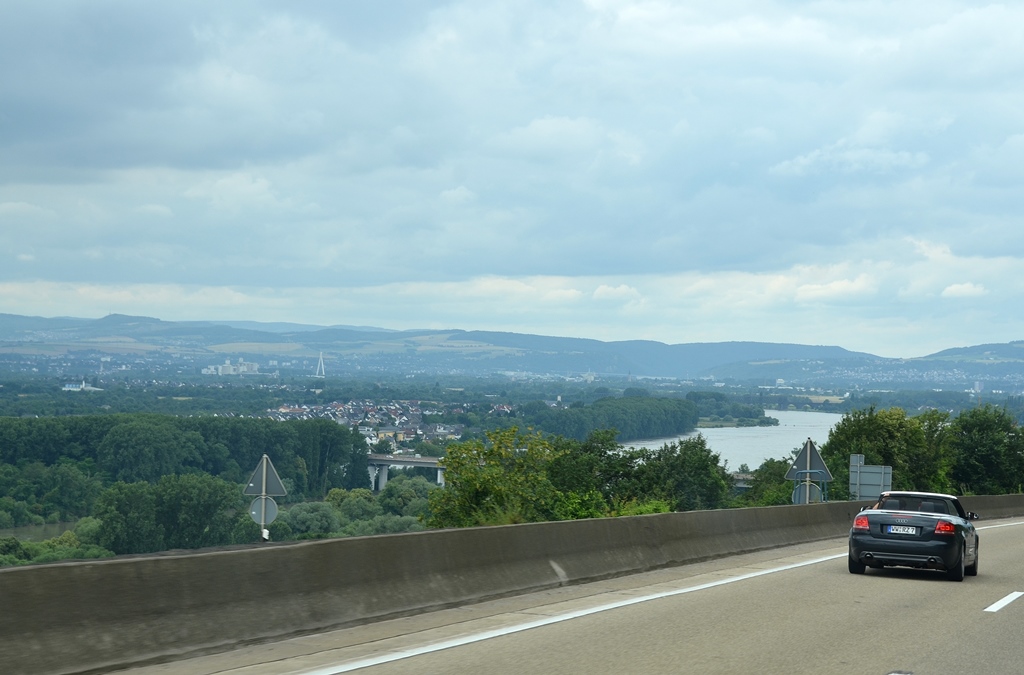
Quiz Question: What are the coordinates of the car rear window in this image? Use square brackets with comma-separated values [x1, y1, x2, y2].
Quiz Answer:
[877, 496, 951, 514]
[917, 500, 950, 514]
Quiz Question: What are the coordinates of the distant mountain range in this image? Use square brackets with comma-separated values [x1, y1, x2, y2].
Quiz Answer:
[2, 313, 1023, 391]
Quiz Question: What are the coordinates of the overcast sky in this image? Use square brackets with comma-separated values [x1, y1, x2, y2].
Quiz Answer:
[2, 1, 1022, 358]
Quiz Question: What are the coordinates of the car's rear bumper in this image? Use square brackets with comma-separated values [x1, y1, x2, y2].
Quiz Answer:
[849, 534, 960, 570]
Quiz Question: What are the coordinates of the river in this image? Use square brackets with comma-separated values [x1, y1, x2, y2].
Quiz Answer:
[0, 521, 77, 542]
[628, 409, 844, 472]
[1, 411, 842, 541]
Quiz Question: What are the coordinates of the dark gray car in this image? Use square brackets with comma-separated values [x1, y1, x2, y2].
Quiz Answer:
[848, 490, 980, 581]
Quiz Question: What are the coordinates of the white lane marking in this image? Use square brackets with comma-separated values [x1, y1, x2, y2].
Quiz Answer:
[984, 592, 1024, 613]
[299, 552, 846, 674]
[977, 520, 1024, 531]
[301, 519, 1024, 674]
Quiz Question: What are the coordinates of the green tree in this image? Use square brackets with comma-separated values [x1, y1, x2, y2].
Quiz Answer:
[96, 419, 203, 483]
[629, 435, 732, 511]
[292, 419, 370, 498]
[41, 462, 104, 520]
[283, 501, 341, 537]
[73, 516, 103, 546]
[819, 407, 924, 499]
[337, 488, 384, 521]
[93, 481, 164, 555]
[427, 427, 563, 527]
[736, 457, 793, 506]
[229, 513, 293, 544]
[547, 429, 638, 513]
[950, 405, 1024, 495]
[342, 514, 424, 537]
[378, 475, 436, 517]
[0, 536, 31, 566]
[910, 409, 955, 493]
[154, 473, 240, 550]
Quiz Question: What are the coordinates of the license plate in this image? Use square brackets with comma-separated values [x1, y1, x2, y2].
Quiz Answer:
[887, 525, 916, 535]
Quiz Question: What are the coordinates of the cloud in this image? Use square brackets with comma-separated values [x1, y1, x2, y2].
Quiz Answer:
[771, 140, 929, 176]
[593, 284, 641, 300]
[137, 204, 173, 217]
[183, 172, 282, 211]
[941, 282, 987, 298]
[2, 2, 1024, 358]
[439, 186, 476, 204]
[795, 275, 877, 302]
[488, 117, 643, 166]
[0, 202, 53, 218]
[490, 117, 606, 157]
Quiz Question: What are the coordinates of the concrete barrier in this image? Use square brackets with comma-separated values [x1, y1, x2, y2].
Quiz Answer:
[3, 495, 1022, 675]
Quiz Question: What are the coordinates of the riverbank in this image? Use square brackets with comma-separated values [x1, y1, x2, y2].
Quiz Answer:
[0, 521, 76, 542]
[630, 410, 844, 472]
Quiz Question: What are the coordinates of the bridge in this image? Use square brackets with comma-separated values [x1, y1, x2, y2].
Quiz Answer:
[367, 453, 444, 490]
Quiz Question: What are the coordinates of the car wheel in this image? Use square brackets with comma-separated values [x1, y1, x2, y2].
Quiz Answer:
[946, 546, 965, 582]
[848, 554, 866, 575]
[966, 540, 979, 577]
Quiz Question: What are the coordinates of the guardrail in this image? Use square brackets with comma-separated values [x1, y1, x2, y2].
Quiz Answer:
[3, 494, 1023, 675]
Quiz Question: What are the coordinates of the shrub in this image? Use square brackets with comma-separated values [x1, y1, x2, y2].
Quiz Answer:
[73, 517, 103, 546]
[342, 515, 424, 537]
[283, 502, 340, 536]
[338, 489, 384, 521]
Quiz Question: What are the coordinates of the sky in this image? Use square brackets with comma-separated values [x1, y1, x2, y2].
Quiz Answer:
[2, 1, 1023, 358]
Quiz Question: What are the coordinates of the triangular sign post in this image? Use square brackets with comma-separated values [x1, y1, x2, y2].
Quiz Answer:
[786, 438, 832, 504]
[785, 438, 833, 482]
[244, 454, 288, 497]
[244, 454, 286, 542]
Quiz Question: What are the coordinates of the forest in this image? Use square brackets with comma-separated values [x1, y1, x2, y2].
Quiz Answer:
[3, 396, 1023, 567]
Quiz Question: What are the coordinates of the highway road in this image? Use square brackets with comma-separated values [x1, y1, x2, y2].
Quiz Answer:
[125, 517, 1024, 675]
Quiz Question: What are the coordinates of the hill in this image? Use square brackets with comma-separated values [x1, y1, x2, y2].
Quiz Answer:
[1, 313, 1022, 391]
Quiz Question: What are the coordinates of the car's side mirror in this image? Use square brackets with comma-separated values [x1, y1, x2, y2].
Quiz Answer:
[967, 512, 980, 521]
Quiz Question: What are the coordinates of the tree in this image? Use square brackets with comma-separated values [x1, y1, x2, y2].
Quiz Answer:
[630, 435, 732, 511]
[41, 462, 103, 520]
[337, 488, 384, 521]
[736, 457, 792, 506]
[909, 409, 955, 493]
[154, 473, 240, 550]
[427, 428, 563, 527]
[820, 407, 924, 499]
[292, 419, 370, 498]
[342, 514, 424, 537]
[950, 405, 1024, 495]
[96, 419, 203, 483]
[548, 429, 635, 512]
[378, 475, 436, 517]
[93, 482, 164, 555]
[283, 502, 341, 537]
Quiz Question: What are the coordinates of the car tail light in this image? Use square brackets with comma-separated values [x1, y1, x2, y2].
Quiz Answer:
[934, 520, 956, 535]
[853, 515, 870, 532]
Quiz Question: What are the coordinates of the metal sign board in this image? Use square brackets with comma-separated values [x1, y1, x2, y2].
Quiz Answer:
[249, 496, 278, 525]
[792, 482, 823, 505]
[849, 454, 892, 501]
[243, 454, 288, 496]
[785, 438, 833, 482]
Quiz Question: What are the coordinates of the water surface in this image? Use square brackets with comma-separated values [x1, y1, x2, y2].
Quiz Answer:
[628, 409, 844, 472]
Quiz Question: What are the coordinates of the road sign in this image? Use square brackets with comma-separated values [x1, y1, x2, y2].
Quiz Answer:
[792, 482, 823, 504]
[849, 454, 892, 501]
[785, 438, 833, 482]
[249, 496, 278, 526]
[243, 454, 287, 497]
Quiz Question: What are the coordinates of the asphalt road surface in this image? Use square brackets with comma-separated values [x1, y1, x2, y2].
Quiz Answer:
[124, 518, 1024, 675]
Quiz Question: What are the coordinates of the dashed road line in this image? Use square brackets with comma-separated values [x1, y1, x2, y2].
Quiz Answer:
[984, 592, 1024, 613]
